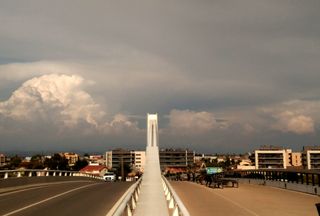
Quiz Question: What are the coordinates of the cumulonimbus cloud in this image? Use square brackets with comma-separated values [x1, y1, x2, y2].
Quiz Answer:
[261, 100, 318, 135]
[0, 73, 140, 135]
[167, 109, 218, 135]
[271, 111, 315, 135]
[0, 74, 102, 126]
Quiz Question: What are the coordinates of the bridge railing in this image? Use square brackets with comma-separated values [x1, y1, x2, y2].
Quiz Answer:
[109, 177, 142, 216]
[227, 169, 320, 187]
[162, 176, 190, 216]
[0, 169, 104, 180]
[225, 169, 320, 195]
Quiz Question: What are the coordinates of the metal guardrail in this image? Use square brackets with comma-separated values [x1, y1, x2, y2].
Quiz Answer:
[0, 169, 104, 180]
[162, 176, 190, 216]
[229, 169, 320, 187]
[110, 177, 142, 216]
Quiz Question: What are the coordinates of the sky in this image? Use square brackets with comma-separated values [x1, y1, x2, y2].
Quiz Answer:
[0, 0, 320, 154]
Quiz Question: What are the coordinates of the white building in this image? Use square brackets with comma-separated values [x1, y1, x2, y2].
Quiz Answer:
[80, 165, 107, 177]
[255, 147, 292, 169]
[89, 155, 105, 165]
[302, 146, 320, 169]
[105, 149, 146, 172]
[0, 154, 5, 166]
[133, 151, 146, 172]
[236, 159, 255, 170]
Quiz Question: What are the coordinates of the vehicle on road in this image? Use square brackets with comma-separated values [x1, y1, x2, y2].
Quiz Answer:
[103, 172, 116, 182]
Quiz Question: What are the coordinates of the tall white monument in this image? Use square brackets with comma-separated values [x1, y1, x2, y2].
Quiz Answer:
[135, 113, 169, 216]
[147, 113, 159, 147]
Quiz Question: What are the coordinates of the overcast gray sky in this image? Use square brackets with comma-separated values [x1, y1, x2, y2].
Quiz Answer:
[0, 0, 320, 153]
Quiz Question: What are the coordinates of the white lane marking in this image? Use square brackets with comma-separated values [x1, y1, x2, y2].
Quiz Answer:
[210, 190, 260, 216]
[2, 183, 97, 216]
[0, 180, 94, 195]
[0, 186, 49, 197]
[190, 182, 259, 216]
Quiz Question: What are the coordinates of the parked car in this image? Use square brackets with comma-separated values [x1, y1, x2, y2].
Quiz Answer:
[103, 172, 116, 182]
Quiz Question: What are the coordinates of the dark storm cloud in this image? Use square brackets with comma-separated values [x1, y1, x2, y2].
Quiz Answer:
[0, 0, 320, 152]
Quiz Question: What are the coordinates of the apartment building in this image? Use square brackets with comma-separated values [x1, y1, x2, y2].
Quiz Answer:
[133, 151, 146, 172]
[255, 146, 291, 169]
[159, 148, 195, 170]
[302, 146, 320, 169]
[105, 149, 146, 172]
[0, 154, 5, 167]
[61, 152, 79, 166]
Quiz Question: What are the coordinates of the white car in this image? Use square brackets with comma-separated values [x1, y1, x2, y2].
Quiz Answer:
[103, 172, 116, 181]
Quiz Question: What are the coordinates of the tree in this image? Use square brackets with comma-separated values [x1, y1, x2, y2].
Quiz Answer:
[73, 159, 88, 171]
[44, 154, 69, 170]
[29, 154, 44, 169]
[9, 155, 22, 169]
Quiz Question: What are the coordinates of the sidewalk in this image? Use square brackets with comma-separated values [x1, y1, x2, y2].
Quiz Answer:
[171, 181, 319, 216]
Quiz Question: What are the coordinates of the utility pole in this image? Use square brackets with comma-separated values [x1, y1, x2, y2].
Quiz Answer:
[121, 156, 124, 181]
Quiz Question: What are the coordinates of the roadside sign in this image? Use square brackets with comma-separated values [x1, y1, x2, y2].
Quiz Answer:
[206, 167, 223, 174]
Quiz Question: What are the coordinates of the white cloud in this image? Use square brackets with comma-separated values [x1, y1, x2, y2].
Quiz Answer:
[0, 73, 140, 136]
[271, 111, 314, 134]
[99, 114, 141, 135]
[260, 100, 319, 135]
[0, 74, 102, 126]
[168, 109, 218, 135]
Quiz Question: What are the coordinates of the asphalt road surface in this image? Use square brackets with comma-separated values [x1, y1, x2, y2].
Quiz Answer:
[171, 181, 320, 216]
[0, 177, 132, 216]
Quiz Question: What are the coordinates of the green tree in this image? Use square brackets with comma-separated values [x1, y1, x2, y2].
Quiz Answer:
[9, 155, 22, 169]
[73, 159, 88, 171]
[44, 154, 69, 170]
[29, 154, 44, 169]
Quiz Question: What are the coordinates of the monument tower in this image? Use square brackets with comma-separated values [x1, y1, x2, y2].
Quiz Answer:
[147, 113, 159, 147]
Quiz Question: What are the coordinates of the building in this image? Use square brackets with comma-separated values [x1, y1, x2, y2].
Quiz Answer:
[80, 165, 107, 176]
[0, 154, 5, 167]
[217, 156, 226, 163]
[236, 159, 255, 170]
[105, 149, 134, 170]
[89, 155, 105, 165]
[291, 152, 302, 167]
[302, 146, 320, 170]
[105, 149, 146, 172]
[133, 151, 146, 172]
[194, 154, 217, 162]
[159, 148, 195, 170]
[61, 153, 79, 166]
[255, 146, 292, 169]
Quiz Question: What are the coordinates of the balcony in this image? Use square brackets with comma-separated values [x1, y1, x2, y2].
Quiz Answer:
[258, 161, 284, 165]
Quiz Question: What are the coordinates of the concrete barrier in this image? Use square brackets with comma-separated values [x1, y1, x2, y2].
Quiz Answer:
[107, 177, 142, 216]
[162, 176, 190, 216]
[0, 169, 103, 181]
[235, 178, 320, 195]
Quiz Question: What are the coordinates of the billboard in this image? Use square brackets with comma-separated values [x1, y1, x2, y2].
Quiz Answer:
[206, 167, 223, 174]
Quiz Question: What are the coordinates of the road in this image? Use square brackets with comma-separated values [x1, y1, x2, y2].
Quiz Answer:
[171, 181, 320, 216]
[0, 177, 132, 216]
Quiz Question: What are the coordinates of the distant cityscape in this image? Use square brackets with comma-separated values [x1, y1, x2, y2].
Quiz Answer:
[1, 145, 319, 179]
